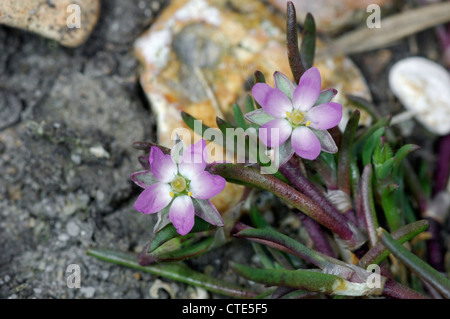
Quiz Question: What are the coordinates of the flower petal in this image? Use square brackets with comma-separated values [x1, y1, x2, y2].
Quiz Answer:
[179, 139, 208, 180]
[259, 119, 292, 148]
[252, 83, 293, 118]
[133, 182, 172, 215]
[190, 171, 226, 200]
[192, 198, 224, 227]
[150, 147, 177, 183]
[169, 195, 195, 235]
[293, 67, 321, 111]
[306, 102, 343, 130]
[291, 126, 322, 160]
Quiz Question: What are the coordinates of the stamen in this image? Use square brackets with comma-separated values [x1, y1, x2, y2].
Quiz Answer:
[188, 191, 192, 197]
[286, 111, 291, 118]
[169, 191, 174, 198]
[305, 120, 311, 127]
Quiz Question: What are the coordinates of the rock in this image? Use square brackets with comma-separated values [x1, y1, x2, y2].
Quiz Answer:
[389, 57, 450, 136]
[134, 0, 372, 212]
[268, 0, 394, 34]
[0, 93, 22, 130]
[0, 0, 100, 47]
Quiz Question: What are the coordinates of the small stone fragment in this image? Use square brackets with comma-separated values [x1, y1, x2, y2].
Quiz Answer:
[389, 57, 450, 136]
[0, 93, 22, 130]
[0, 0, 100, 47]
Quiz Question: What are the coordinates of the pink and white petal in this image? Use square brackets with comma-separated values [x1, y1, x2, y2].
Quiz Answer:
[179, 140, 208, 180]
[192, 198, 224, 227]
[259, 119, 292, 148]
[292, 67, 321, 111]
[190, 171, 226, 200]
[133, 182, 172, 215]
[306, 102, 343, 130]
[252, 84, 293, 118]
[149, 147, 177, 183]
[169, 195, 195, 236]
[291, 126, 322, 160]
[180, 139, 207, 164]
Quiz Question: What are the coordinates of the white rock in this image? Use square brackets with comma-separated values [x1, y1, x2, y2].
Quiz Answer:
[389, 57, 450, 135]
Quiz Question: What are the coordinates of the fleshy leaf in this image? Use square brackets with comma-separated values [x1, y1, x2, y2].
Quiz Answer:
[314, 89, 338, 106]
[286, 1, 304, 83]
[232, 103, 247, 129]
[337, 110, 360, 195]
[378, 228, 450, 298]
[231, 263, 379, 296]
[300, 13, 316, 70]
[192, 198, 224, 227]
[147, 216, 217, 254]
[87, 248, 258, 298]
[310, 128, 338, 153]
[362, 127, 385, 166]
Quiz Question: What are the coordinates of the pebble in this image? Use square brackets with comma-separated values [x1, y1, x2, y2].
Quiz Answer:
[0, 0, 100, 47]
[66, 220, 80, 237]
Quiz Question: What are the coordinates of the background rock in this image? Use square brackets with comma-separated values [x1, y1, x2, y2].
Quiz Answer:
[0, 0, 100, 47]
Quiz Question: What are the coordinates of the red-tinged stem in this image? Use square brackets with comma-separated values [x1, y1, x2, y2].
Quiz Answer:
[296, 210, 336, 258]
[361, 164, 379, 247]
[424, 217, 445, 273]
[338, 110, 360, 197]
[383, 278, 430, 299]
[433, 134, 450, 195]
[209, 163, 365, 250]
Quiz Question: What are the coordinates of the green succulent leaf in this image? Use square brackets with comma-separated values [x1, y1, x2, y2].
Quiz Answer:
[300, 13, 316, 70]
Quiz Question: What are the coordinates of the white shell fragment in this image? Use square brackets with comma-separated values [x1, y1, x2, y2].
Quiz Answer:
[389, 57, 450, 136]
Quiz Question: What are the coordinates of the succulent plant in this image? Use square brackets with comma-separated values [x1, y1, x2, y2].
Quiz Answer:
[88, 2, 450, 300]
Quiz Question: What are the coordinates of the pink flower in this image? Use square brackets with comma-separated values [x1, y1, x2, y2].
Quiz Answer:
[131, 139, 226, 236]
[246, 68, 342, 161]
